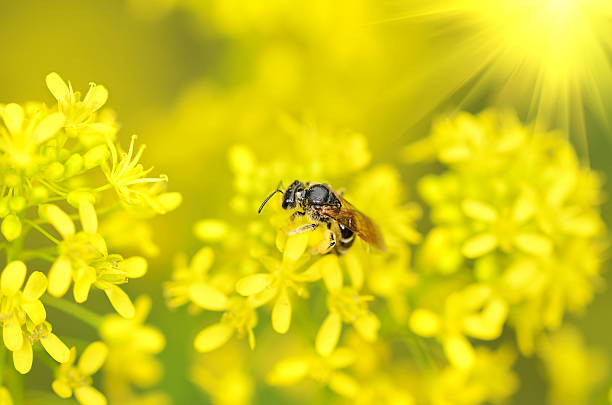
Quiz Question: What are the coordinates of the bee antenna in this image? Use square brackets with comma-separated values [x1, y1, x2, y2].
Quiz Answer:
[258, 189, 283, 214]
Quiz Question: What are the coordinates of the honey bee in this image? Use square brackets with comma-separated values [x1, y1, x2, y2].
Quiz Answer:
[258, 180, 386, 254]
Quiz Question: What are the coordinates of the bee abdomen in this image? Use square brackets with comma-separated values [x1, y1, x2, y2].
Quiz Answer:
[335, 224, 355, 255]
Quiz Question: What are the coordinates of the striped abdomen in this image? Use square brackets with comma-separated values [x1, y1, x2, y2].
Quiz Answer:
[335, 224, 355, 255]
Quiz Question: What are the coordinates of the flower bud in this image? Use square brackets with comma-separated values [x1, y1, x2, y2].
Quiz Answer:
[64, 154, 84, 177]
[29, 186, 49, 204]
[83, 145, 109, 169]
[8, 196, 26, 212]
[2, 215, 22, 241]
[44, 162, 65, 181]
[67, 191, 96, 208]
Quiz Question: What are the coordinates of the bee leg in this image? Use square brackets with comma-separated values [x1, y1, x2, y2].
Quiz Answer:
[288, 223, 318, 235]
[327, 230, 336, 249]
[313, 228, 336, 255]
[290, 211, 306, 222]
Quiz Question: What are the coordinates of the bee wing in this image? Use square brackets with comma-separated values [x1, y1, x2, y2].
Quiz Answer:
[317, 195, 386, 251]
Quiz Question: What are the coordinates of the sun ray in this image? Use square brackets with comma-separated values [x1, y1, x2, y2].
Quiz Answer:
[384, 0, 612, 155]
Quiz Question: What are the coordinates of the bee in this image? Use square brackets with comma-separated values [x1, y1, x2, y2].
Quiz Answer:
[258, 180, 386, 254]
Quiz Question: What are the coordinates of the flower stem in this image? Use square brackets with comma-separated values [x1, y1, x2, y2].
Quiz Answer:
[23, 220, 60, 245]
[41, 296, 103, 329]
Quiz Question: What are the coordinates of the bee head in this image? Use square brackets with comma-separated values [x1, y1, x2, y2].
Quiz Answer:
[282, 180, 306, 210]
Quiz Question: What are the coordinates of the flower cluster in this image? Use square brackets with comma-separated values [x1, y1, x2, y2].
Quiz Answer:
[405, 110, 606, 364]
[166, 120, 524, 405]
[0, 74, 178, 404]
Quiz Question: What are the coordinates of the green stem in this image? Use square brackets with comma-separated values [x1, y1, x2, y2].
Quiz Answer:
[18, 251, 57, 262]
[94, 183, 113, 193]
[41, 296, 103, 329]
[0, 341, 5, 386]
[22, 220, 60, 245]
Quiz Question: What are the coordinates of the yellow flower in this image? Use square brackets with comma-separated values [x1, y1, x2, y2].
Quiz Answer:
[538, 326, 606, 405]
[164, 246, 229, 311]
[41, 203, 146, 318]
[190, 342, 254, 405]
[102, 134, 180, 214]
[267, 346, 360, 398]
[45, 72, 110, 136]
[235, 233, 321, 334]
[0, 386, 13, 405]
[314, 255, 380, 356]
[194, 297, 257, 352]
[100, 296, 166, 403]
[52, 341, 108, 405]
[410, 110, 606, 355]
[429, 345, 518, 405]
[0, 102, 65, 170]
[0, 261, 69, 373]
[410, 283, 507, 370]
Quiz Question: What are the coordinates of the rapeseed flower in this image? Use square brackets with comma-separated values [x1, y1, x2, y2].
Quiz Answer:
[0, 261, 70, 373]
[52, 341, 108, 405]
[407, 110, 606, 359]
[100, 296, 168, 404]
[0, 73, 175, 403]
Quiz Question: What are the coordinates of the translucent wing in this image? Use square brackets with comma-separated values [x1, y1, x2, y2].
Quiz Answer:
[316, 193, 386, 251]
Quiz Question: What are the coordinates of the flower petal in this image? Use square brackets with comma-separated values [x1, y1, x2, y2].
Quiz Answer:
[78, 200, 98, 234]
[316, 312, 342, 357]
[272, 289, 292, 334]
[354, 313, 380, 342]
[73, 267, 96, 303]
[52, 380, 73, 399]
[46, 72, 70, 101]
[462, 233, 498, 258]
[188, 283, 229, 310]
[13, 340, 33, 374]
[3, 319, 22, 351]
[2, 103, 24, 135]
[23, 271, 48, 301]
[461, 199, 498, 222]
[48, 256, 72, 297]
[22, 300, 46, 325]
[329, 372, 359, 398]
[1, 261, 26, 295]
[267, 357, 309, 385]
[236, 274, 274, 296]
[33, 112, 65, 144]
[119, 256, 147, 278]
[104, 285, 135, 319]
[409, 309, 440, 337]
[39, 204, 75, 238]
[513, 232, 553, 256]
[194, 323, 234, 352]
[443, 334, 475, 370]
[190, 247, 214, 274]
[283, 233, 309, 263]
[74, 386, 107, 405]
[41, 333, 70, 364]
[78, 341, 108, 376]
[320, 255, 343, 292]
[84, 84, 108, 112]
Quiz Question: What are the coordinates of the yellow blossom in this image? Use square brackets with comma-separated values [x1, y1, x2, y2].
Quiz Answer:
[0, 261, 69, 373]
[267, 346, 360, 398]
[41, 202, 146, 319]
[102, 134, 179, 213]
[100, 296, 166, 403]
[45, 72, 110, 136]
[194, 297, 257, 352]
[52, 342, 108, 405]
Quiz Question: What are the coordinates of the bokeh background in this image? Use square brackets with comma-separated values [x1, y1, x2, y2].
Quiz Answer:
[1, 0, 611, 403]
